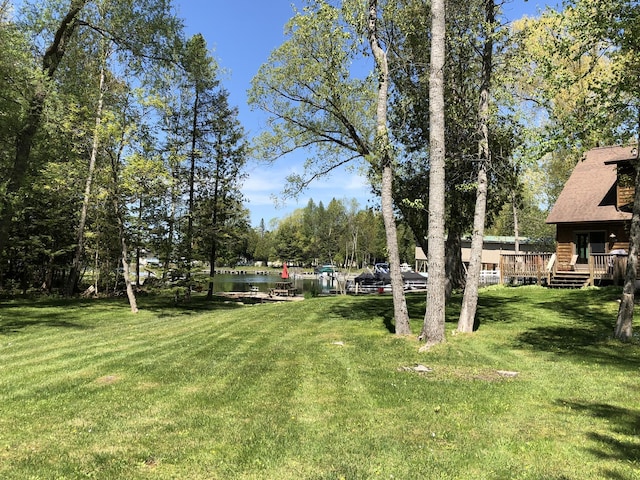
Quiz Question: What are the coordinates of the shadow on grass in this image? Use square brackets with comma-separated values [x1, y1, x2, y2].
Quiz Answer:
[475, 294, 524, 325]
[556, 399, 640, 471]
[139, 293, 247, 316]
[326, 292, 460, 334]
[327, 294, 397, 333]
[0, 297, 103, 334]
[0, 292, 247, 333]
[501, 287, 640, 369]
[0, 317, 89, 334]
[0, 306, 89, 334]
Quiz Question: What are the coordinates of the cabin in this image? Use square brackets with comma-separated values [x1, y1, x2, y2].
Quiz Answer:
[545, 144, 638, 286]
[415, 145, 639, 288]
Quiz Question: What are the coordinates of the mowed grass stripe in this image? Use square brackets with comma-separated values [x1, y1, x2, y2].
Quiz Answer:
[0, 288, 639, 479]
[0, 300, 302, 477]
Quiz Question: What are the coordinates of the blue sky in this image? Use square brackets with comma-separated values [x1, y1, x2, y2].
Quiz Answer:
[174, 1, 559, 227]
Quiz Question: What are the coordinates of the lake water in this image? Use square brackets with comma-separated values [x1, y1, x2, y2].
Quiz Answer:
[211, 273, 339, 294]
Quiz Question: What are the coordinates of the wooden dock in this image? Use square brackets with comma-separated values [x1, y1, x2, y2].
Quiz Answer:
[217, 291, 304, 303]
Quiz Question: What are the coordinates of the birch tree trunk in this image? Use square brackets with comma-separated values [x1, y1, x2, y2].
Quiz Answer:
[420, 0, 447, 347]
[457, 162, 488, 332]
[136, 196, 142, 286]
[67, 62, 106, 296]
[614, 156, 640, 341]
[110, 149, 138, 314]
[457, 0, 494, 333]
[115, 203, 139, 314]
[367, 0, 411, 335]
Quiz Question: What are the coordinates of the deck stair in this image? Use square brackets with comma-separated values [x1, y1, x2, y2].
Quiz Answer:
[548, 270, 590, 289]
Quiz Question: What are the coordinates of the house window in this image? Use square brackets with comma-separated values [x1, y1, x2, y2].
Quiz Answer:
[591, 232, 606, 254]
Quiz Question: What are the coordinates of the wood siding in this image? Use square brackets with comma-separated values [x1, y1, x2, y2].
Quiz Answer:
[555, 221, 630, 270]
[618, 185, 634, 208]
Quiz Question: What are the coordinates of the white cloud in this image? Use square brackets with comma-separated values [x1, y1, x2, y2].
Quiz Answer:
[241, 157, 374, 226]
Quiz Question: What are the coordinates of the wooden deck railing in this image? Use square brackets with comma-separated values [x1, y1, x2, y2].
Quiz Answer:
[499, 252, 553, 285]
[590, 253, 612, 283]
[592, 252, 637, 285]
[499, 252, 632, 286]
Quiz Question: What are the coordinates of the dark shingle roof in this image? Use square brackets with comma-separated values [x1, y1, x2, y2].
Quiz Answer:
[545, 145, 636, 224]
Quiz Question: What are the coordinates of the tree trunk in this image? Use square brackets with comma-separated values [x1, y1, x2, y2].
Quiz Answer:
[458, 163, 488, 332]
[110, 151, 138, 314]
[0, 1, 87, 267]
[136, 196, 142, 287]
[421, 0, 447, 347]
[207, 156, 221, 299]
[185, 92, 200, 286]
[382, 162, 411, 334]
[116, 216, 139, 314]
[67, 62, 105, 296]
[44, 254, 55, 293]
[445, 227, 465, 297]
[94, 248, 99, 295]
[512, 192, 520, 253]
[367, 0, 411, 335]
[457, 0, 494, 334]
[207, 249, 216, 298]
[162, 169, 179, 281]
[614, 156, 640, 341]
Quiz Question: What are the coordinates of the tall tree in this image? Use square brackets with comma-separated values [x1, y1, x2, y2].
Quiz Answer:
[101, 86, 149, 313]
[0, 0, 87, 269]
[388, 0, 515, 299]
[122, 152, 170, 286]
[66, 49, 107, 296]
[249, 0, 411, 334]
[159, 33, 248, 294]
[420, 0, 447, 347]
[457, 0, 495, 333]
[367, 0, 411, 334]
[108, 141, 138, 313]
[158, 105, 187, 281]
[200, 89, 248, 298]
[180, 33, 220, 286]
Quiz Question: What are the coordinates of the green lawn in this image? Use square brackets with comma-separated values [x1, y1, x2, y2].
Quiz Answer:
[0, 286, 638, 479]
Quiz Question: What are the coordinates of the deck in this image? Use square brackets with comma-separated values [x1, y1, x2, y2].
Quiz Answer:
[499, 252, 629, 287]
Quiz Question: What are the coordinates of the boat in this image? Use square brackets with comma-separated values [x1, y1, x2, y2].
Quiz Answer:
[349, 269, 427, 293]
[316, 264, 338, 277]
[373, 263, 389, 274]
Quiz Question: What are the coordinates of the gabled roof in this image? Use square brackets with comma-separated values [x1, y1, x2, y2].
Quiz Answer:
[546, 145, 636, 224]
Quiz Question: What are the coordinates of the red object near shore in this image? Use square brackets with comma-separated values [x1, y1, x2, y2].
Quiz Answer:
[281, 262, 289, 279]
